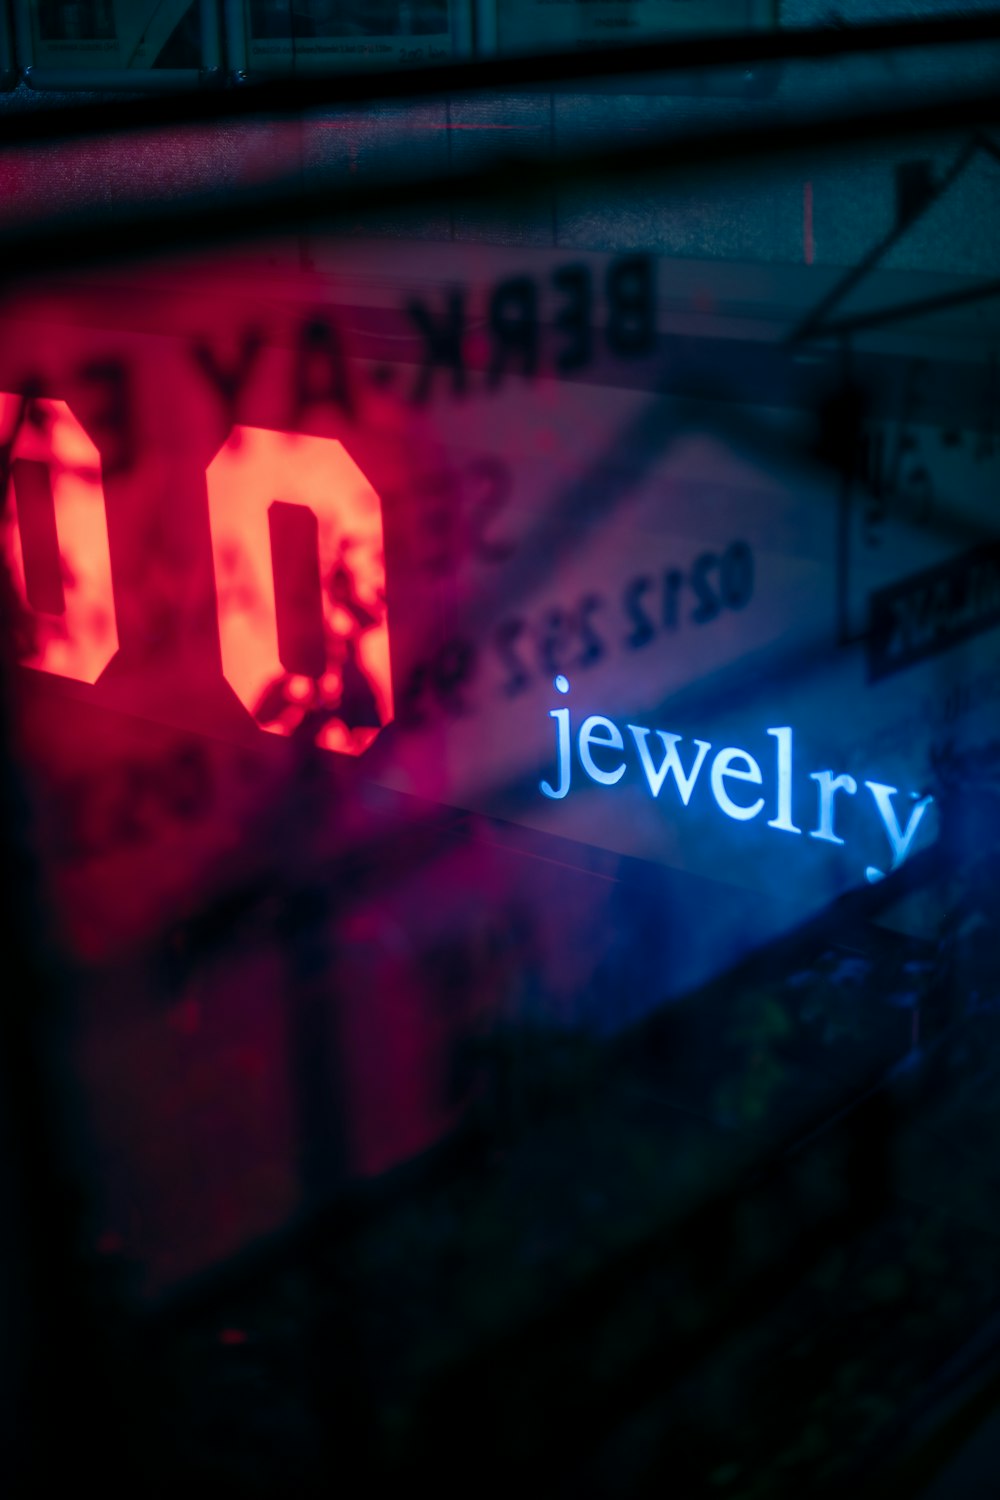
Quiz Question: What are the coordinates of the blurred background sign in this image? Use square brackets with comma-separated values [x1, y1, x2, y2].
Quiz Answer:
[223, 0, 472, 78]
[15, 0, 222, 87]
[478, 0, 775, 55]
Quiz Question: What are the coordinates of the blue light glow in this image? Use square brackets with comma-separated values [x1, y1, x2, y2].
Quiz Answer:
[538, 693, 935, 883]
[710, 747, 765, 822]
[579, 715, 626, 786]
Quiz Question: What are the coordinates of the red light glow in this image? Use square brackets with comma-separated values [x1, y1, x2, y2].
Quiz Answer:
[1, 393, 118, 684]
[206, 425, 393, 753]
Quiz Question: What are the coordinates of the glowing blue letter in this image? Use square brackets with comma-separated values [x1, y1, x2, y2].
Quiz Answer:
[864, 782, 933, 881]
[579, 715, 625, 786]
[809, 770, 857, 845]
[541, 706, 572, 799]
[711, 747, 764, 821]
[627, 726, 711, 804]
[767, 727, 801, 833]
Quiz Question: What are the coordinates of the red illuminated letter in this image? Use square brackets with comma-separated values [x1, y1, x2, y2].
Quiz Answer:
[206, 426, 393, 754]
[0, 394, 118, 684]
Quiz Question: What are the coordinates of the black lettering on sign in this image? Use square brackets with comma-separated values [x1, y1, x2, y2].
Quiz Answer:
[690, 552, 721, 624]
[193, 327, 264, 430]
[623, 575, 655, 649]
[292, 316, 354, 424]
[400, 539, 755, 729]
[405, 255, 653, 401]
[407, 290, 467, 404]
[576, 593, 605, 668]
[494, 617, 531, 697]
[623, 549, 753, 652]
[552, 264, 592, 375]
[488, 276, 539, 388]
[400, 638, 478, 723]
[720, 540, 754, 610]
[868, 540, 1000, 682]
[536, 607, 575, 679]
[662, 568, 683, 630]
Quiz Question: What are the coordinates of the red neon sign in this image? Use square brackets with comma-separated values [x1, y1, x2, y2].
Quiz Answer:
[3, 403, 394, 755]
[1, 393, 118, 685]
[206, 425, 393, 753]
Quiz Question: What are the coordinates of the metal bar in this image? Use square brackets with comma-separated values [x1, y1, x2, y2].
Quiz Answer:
[0, 11, 997, 148]
[0, 88, 997, 286]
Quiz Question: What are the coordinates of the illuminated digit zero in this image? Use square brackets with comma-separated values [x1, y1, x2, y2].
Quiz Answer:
[206, 425, 393, 754]
[1, 393, 119, 684]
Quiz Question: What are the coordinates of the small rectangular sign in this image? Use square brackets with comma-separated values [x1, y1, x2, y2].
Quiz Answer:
[227, 0, 469, 77]
[481, 0, 773, 54]
[867, 540, 1000, 682]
